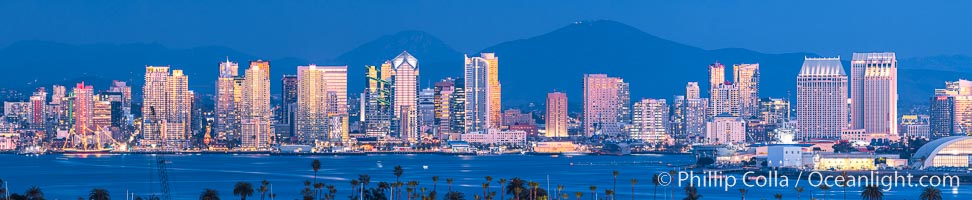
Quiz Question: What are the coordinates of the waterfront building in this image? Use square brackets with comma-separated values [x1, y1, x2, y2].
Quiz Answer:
[796, 57, 848, 141]
[3, 102, 30, 127]
[142, 66, 193, 147]
[929, 95, 955, 139]
[734, 64, 760, 118]
[704, 114, 746, 145]
[29, 88, 46, 130]
[815, 153, 876, 171]
[448, 78, 466, 139]
[672, 82, 708, 143]
[767, 144, 808, 168]
[280, 74, 298, 141]
[850, 52, 898, 139]
[545, 92, 568, 138]
[629, 98, 668, 143]
[391, 52, 419, 142]
[460, 128, 526, 146]
[464, 54, 490, 133]
[711, 83, 740, 117]
[708, 62, 726, 117]
[911, 136, 972, 169]
[239, 60, 273, 149]
[479, 53, 502, 129]
[532, 141, 579, 153]
[583, 74, 627, 137]
[930, 79, 972, 138]
[418, 88, 435, 137]
[502, 109, 534, 126]
[362, 65, 392, 138]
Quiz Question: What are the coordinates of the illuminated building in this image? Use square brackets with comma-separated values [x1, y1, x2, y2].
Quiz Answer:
[545, 92, 568, 138]
[216, 59, 240, 140]
[733, 64, 759, 118]
[705, 114, 746, 145]
[911, 136, 972, 169]
[391, 52, 419, 142]
[850, 52, 897, 139]
[796, 57, 848, 140]
[583, 74, 626, 137]
[629, 98, 668, 143]
[296, 65, 348, 144]
[240, 60, 272, 149]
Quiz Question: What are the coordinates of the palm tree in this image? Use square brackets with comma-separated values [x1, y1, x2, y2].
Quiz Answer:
[562, 193, 569, 200]
[919, 187, 942, 200]
[258, 180, 269, 200]
[668, 170, 677, 200]
[447, 178, 455, 192]
[200, 189, 220, 200]
[233, 182, 254, 200]
[818, 184, 831, 200]
[612, 171, 619, 200]
[514, 187, 523, 200]
[485, 176, 494, 195]
[311, 159, 322, 185]
[316, 182, 326, 200]
[529, 181, 540, 200]
[498, 178, 508, 200]
[738, 188, 746, 200]
[350, 180, 359, 199]
[589, 186, 597, 200]
[652, 174, 660, 200]
[630, 179, 638, 200]
[795, 186, 804, 200]
[482, 183, 490, 199]
[682, 186, 701, 200]
[605, 189, 615, 200]
[557, 185, 565, 200]
[575, 192, 583, 200]
[394, 165, 404, 200]
[89, 188, 110, 200]
[861, 185, 883, 200]
[432, 176, 440, 192]
[26, 186, 43, 200]
[773, 193, 782, 200]
[326, 184, 337, 200]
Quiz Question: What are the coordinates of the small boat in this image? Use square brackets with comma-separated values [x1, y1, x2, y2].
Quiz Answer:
[422, 165, 429, 170]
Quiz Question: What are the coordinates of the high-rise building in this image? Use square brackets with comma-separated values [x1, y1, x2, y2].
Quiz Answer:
[686, 82, 700, 99]
[733, 64, 759, 118]
[480, 53, 502, 129]
[296, 65, 348, 145]
[280, 74, 298, 140]
[391, 52, 419, 142]
[502, 109, 534, 126]
[464, 54, 490, 133]
[929, 79, 972, 138]
[240, 60, 272, 149]
[167, 69, 191, 142]
[216, 59, 240, 141]
[449, 78, 466, 138]
[29, 88, 46, 130]
[708, 62, 726, 117]
[705, 114, 746, 145]
[671, 95, 707, 143]
[630, 98, 668, 143]
[796, 57, 848, 140]
[850, 52, 897, 138]
[418, 88, 436, 136]
[141, 66, 192, 147]
[363, 65, 392, 138]
[929, 95, 955, 139]
[433, 78, 455, 137]
[545, 92, 568, 138]
[711, 83, 740, 117]
[583, 74, 626, 137]
[758, 97, 790, 125]
[72, 83, 94, 136]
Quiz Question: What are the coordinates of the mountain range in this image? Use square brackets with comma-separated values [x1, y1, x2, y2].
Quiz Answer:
[0, 20, 969, 110]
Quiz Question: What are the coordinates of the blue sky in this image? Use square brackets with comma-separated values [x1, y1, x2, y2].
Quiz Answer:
[2, 0, 969, 60]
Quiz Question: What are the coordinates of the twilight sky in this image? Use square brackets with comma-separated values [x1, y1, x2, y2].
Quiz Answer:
[2, 0, 970, 61]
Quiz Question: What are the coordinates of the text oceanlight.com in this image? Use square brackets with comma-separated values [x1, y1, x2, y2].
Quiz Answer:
[655, 171, 960, 191]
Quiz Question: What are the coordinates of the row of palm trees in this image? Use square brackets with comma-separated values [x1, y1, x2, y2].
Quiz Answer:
[0, 167, 950, 200]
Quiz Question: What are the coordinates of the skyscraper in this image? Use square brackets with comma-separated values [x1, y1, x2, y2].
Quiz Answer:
[464, 55, 489, 133]
[929, 95, 955, 139]
[29, 88, 46, 130]
[418, 88, 436, 137]
[391, 52, 419, 142]
[296, 65, 348, 144]
[363, 65, 392, 138]
[733, 64, 759, 118]
[72, 83, 94, 136]
[705, 114, 746, 145]
[686, 82, 700, 99]
[711, 83, 740, 117]
[672, 94, 707, 143]
[850, 52, 897, 138]
[480, 53, 502, 129]
[545, 92, 568, 138]
[630, 98, 668, 143]
[216, 59, 240, 140]
[240, 60, 272, 149]
[449, 78, 466, 138]
[280, 74, 298, 140]
[583, 74, 626, 137]
[167, 69, 191, 142]
[708, 62, 725, 117]
[433, 78, 455, 137]
[142, 66, 192, 147]
[796, 57, 848, 140]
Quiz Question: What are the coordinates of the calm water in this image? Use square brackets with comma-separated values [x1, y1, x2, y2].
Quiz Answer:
[0, 154, 966, 200]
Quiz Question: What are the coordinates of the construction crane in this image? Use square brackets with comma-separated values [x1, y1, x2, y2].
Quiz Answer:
[149, 106, 172, 200]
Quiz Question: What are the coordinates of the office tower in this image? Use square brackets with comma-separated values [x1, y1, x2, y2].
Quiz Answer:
[711, 83, 740, 117]
[92, 97, 112, 131]
[708, 62, 726, 117]
[850, 52, 898, 138]
[240, 60, 272, 149]
[686, 82, 700, 99]
[705, 114, 746, 145]
[216, 59, 240, 140]
[545, 92, 568, 138]
[418, 88, 436, 137]
[449, 78, 467, 137]
[464, 54, 490, 133]
[108, 81, 132, 109]
[98, 91, 125, 128]
[29, 88, 46, 130]
[281, 74, 298, 140]
[618, 82, 631, 124]
[142, 66, 192, 147]
[479, 53, 502, 129]
[73, 83, 94, 136]
[672, 95, 708, 143]
[49, 85, 67, 131]
[583, 74, 626, 137]
[107, 81, 132, 127]
[433, 79, 455, 137]
[929, 95, 955, 139]
[630, 98, 668, 143]
[51, 85, 65, 105]
[796, 57, 848, 140]
[734, 64, 759, 118]
[759, 97, 790, 125]
[296, 65, 348, 144]
[363, 65, 392, 138]
[391, 52, 419, 142]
